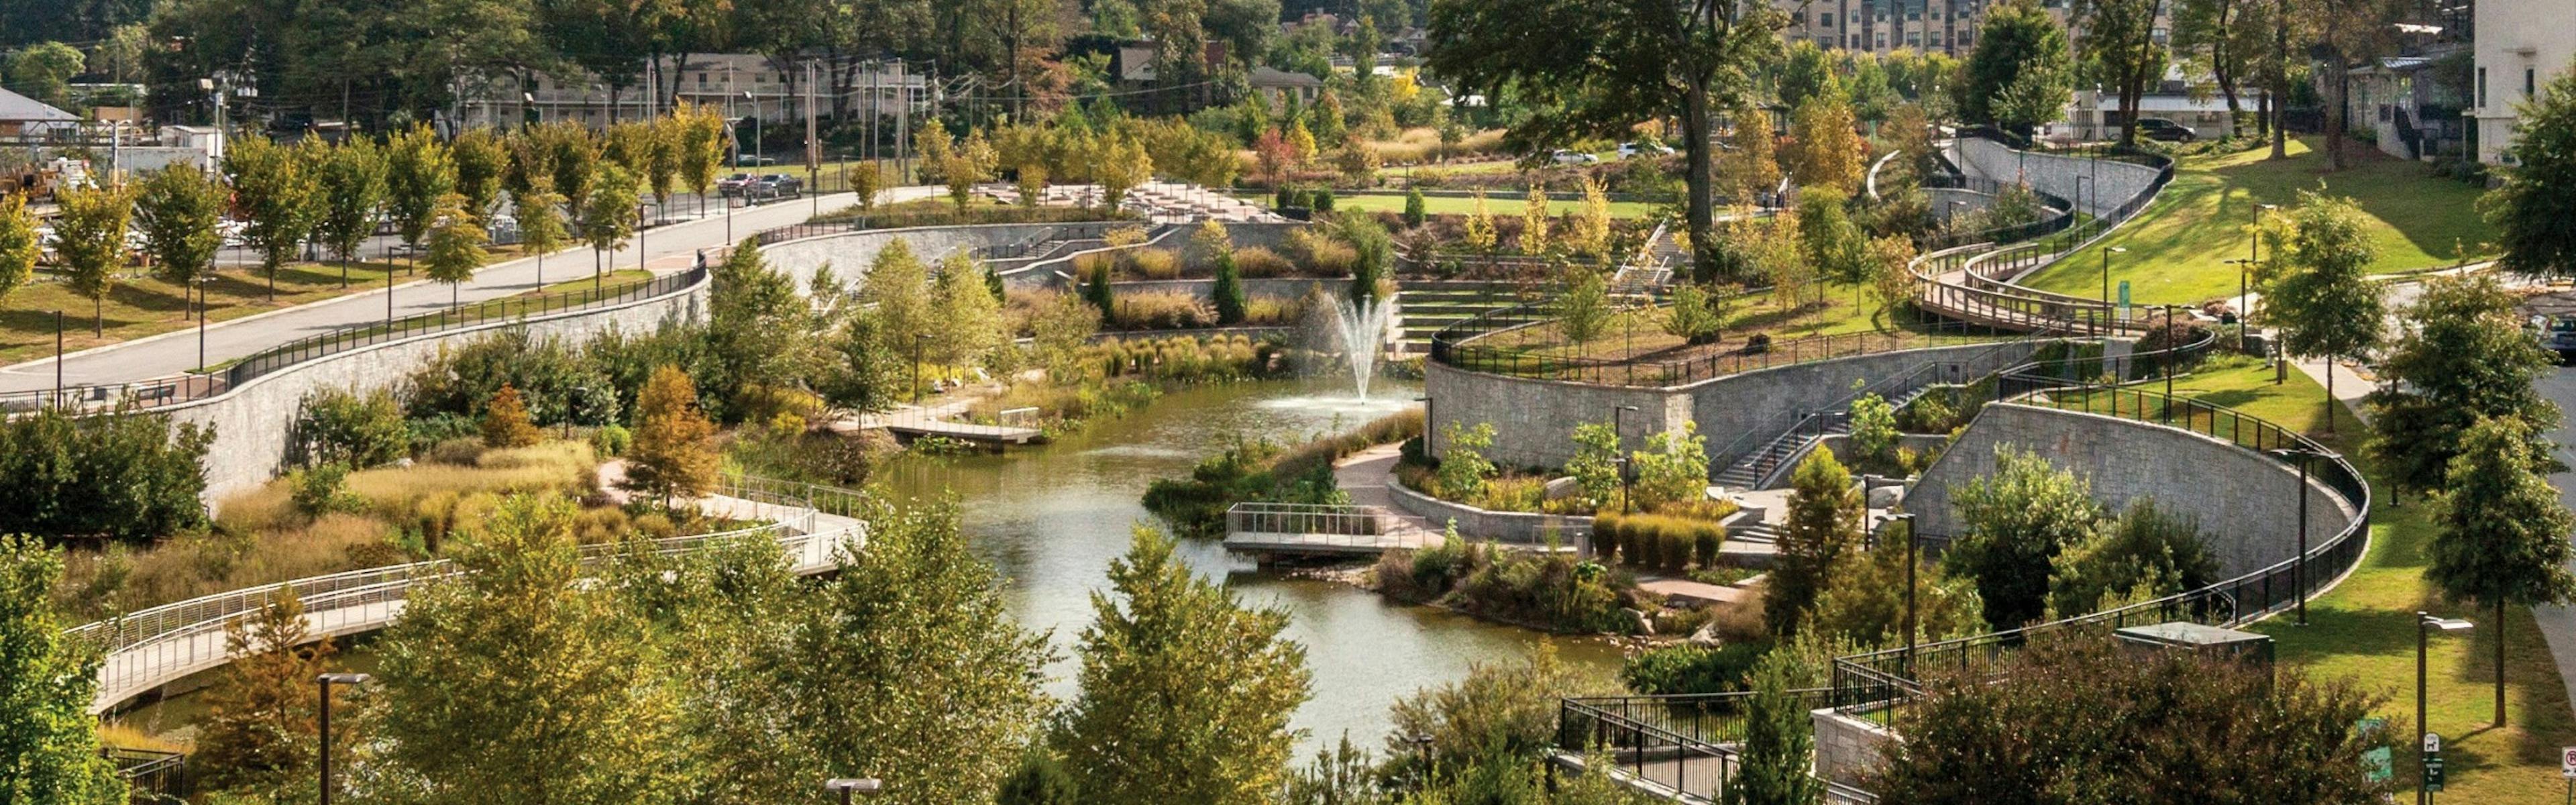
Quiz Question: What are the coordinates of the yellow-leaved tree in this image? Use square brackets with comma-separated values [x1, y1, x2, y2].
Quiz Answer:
[623, 365, 719, 505]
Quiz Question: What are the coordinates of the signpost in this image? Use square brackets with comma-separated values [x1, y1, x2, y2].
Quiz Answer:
[2559, 746, 2575, 804]
[2424, 733, 2445, 798]
[2117, 280, 2132, 323]
[2361, 718, 2392, 784]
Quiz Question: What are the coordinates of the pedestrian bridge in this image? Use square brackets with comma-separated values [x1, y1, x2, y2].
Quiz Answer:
[1220, 502, 1442, 557]
[75, 479, 866, 715]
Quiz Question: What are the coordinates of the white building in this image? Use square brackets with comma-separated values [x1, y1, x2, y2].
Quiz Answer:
[2471, 0, 2576, 164]
[463, 54, 928, 130]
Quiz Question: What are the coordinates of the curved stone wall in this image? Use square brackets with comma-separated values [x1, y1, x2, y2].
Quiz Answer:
[1945, 138, 2163, 219]
[162, 284, 708, 502]
[1907, 402, 2358, 577]
[759, 221, 1315, 294]
[1425, 340, 2047, 471]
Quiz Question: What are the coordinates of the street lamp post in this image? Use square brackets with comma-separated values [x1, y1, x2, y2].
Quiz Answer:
[2418, 612, 2473, 805]
[1407, 733, 1436, 788]
[825, 777, 883, 805]
[1886, 513, 1920, 673]
[1612, 405, 1640, 515]
[2225, 258, 2257, 352]
[2100, 246, 2129, 328]
[316, 672, 371, 805]
[2269, 447, 2338, 627]
[912, 333, 930, 406]
[2161, 304, 2185, 421]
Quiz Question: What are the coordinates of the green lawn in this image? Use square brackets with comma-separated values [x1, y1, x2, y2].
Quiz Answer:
[2114, 364, 2576, 804]
[2019, 138, 2498, 305]
[1329, 193, 1662, 219]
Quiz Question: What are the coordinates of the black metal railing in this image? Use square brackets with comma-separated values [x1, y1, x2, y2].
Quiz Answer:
[107, 747, 187, 802]
[1556, 688, 1839, 802]
[1427, 302, 2019, 390]
[0, 264, 710, 416]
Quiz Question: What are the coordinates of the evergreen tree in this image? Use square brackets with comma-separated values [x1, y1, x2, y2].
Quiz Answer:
[0, 535, 126, 805]
[2427, 415, 2576, 727]
[1768, 447, 1862, 635]
[1084, 259, 1118, 321]
[1055, 527, 1311, 804]
[1212, 251, 1248, 325]
[51, 184, 133, 336]
[623, 366, 718, 506]
[1403, 187, 1428, 228]
[2267, 192, 2386, 434]
[423, 193, 490, 310]
[2483, 58, 2576, 278]
[775, 496, 1055, 804]
[369, 494, 682, 804]
[2367, 274, 2563, 496]
[480, 384, 541, 447]
[998, 751, 1080, 805]
[195, 590, 334, 798]
[1721, 650, 1823, 805]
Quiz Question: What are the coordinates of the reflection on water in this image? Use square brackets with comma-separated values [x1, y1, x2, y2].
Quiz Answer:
[120, 380, 1621, 755]
[877, 379, 1621, 751]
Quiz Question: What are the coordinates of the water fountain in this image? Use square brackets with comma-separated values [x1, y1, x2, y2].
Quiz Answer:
[1328, 298, 1397, 400]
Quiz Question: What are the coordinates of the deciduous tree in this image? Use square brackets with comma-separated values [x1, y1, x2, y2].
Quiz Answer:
[513, 179, 571, 286]
[384, 125, 457, 264]
[1787, 85, 1866, 194]
[623, 366, 718, 505]
[2365, 274, 2561, 496]
[423, 193, 489, 310]
[52, 184, 133, 337]
[451, 127, 511, 219]
[0, 193, 36, 303]
[313, 139, 388, 288]
[2482, 58, 2576, 278]
[1945, 445, 2104, 629]
[1953, 0, 2071, 137]
[195, 590, 334, 799]
[2267, 192, 2385, 433]
[2428, 415, 2576, 727]
[582, 162, 643, 291]
[0, 535, 125, 805]
[480, 384, 541, 447]
[134, 164, 227, 299]
[226, 136, 320, 300]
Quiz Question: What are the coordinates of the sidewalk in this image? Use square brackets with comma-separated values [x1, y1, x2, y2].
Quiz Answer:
[0, 187, 942, 394]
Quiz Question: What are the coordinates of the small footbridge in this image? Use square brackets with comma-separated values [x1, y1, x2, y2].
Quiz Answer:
[1220, 502, 1442, 558]
[75, 477, 867, 715]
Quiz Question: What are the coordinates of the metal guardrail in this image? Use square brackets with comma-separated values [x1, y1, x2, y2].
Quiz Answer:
[1556, 688, 1839, 804]
[107, 747, 187, 801]
[1224, 501, 1384, 539]
[1428, 302, 2019, 389]
[72, 478, 859, 714]
[1907, 132, 2179, 336]
[0, 265, 708, 416]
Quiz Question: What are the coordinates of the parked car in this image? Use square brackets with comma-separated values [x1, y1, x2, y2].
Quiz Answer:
[716, 172, 756, 196]
[733, 154, 777, 167]
[2536, 314, 2576, 364]
[2133, 117, 2197, 142]
[1617, 142, 1675, 159]
[749, 173, 803, 199]
[1550, 149, 1600, 165]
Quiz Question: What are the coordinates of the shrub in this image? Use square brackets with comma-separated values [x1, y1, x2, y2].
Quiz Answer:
[1436, 421, 1500, 502]
[1285, 228, 1358, 276]
[289, 462, 365, 517]
[1403, 189, 1428, 227]
[480, 384, 543, 447]
[0, 405, 213, 544]
[590, 424, 633, 456]
[1127, 248, 1183, 280]
[1232, 246, 1295, 278]
[292, 388, 411, 468]
[1628, 422, 1711, 511]
[1594, 513, 1728, 572]
[1620, 642, 1772, 695]
[1108, 290, 1216, 330]
[1311, 188, 1336, 211]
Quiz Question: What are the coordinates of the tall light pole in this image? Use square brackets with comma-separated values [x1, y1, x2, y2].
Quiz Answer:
[2418, 612, 2473, 805]
[2269, 446, 2337, 627]
[1611, 405, 1640, 515]
[2161, 304, 2185, 421]
[317, 672, 371, 805]
[2225, 257, 2257, 352]
[912, 333, 930, 405]
[824, 777, 883, 805]
[1886, 512, 1920, 674]
[2100, 246, 2129, 328]
[1407, 733, 1436, 787]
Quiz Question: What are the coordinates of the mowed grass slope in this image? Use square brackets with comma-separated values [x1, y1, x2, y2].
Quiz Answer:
[2021, 138, 2497, 305]
[2145, 363, 2576, 804]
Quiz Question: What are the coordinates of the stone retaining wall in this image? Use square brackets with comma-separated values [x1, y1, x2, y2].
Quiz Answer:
[1385, 477, 1594, 547]
[166, 284, 708, 502]
[1945, 138, 2163, 219]
[1426, 340, 2045, 473]
[1906, 403, 2357, 578]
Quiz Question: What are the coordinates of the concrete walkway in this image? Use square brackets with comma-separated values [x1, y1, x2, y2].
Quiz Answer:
[1331, 445, 1442, 543]
[0, 186, 941, 394]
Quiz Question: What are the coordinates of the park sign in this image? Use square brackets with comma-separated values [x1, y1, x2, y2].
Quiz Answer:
[2359, 718, 2392, 783]
[2562, 746, 2576, 778]
[2424, 732, 2445, 793]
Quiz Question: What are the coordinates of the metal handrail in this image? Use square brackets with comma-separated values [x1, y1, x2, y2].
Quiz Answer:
[73, 477, 864, 714]
[1428, 301, 2017, 390]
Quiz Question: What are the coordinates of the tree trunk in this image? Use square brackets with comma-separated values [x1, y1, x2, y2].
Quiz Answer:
[2324, 360, 2335, 435]
[1680, 80, 1717, 284]
[94, 298, 102, 337]
[2498, 598, 2509, 727]
[2271, 0, 2290, 159]
[2326, 56, 2350, 171]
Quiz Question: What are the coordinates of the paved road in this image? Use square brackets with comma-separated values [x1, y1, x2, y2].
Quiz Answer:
[2526, 366, 2576, 719]
[0, 187, 939, 394]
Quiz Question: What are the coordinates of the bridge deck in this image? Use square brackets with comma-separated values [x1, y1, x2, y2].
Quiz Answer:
[1222, 527, 1443, 555]
[89, 489, 861, 714]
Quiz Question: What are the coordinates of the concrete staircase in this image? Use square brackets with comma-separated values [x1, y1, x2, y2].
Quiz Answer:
[1394, 280, 1542, 355]
[1709, 372, 1945, 491]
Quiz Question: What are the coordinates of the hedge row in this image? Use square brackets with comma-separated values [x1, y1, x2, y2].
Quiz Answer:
[1593, 513, 1725, 574]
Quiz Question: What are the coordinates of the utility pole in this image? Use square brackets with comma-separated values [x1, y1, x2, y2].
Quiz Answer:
[806, 59, 819, 217]
[895, 60, 910, 184]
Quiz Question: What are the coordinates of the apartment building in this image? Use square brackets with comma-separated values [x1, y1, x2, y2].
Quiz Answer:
[2471, 0, 2576, 164]
[1780, 0, 1989, 55]
[462, 53, 927, 129]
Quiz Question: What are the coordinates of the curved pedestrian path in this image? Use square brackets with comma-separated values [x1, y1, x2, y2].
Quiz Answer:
[77, 479, 865, 715]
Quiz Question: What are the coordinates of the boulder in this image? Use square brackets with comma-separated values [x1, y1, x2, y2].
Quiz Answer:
[1867, 484, 1903, 509]
[1543, 476, 1583, 501]
[1623, 607, 1656, 636]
